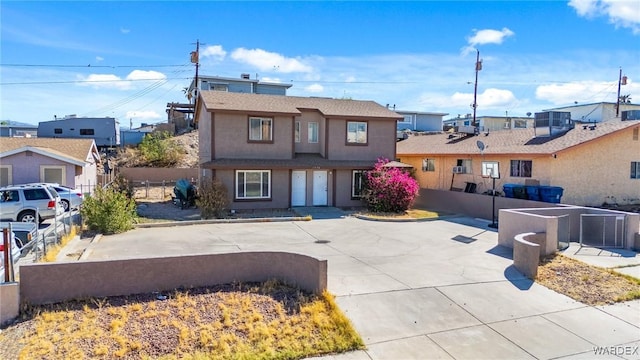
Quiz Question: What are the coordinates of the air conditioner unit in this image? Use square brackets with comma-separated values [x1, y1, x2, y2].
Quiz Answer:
[452, 166, 465, 174]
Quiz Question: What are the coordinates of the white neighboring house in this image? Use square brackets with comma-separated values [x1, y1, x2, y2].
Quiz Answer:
[544, 102, 640, 123]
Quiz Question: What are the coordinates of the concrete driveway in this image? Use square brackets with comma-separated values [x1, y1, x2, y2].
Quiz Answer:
[78, 216, 640, 360]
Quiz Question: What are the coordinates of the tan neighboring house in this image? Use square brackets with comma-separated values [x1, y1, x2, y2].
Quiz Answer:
[195, 91, 401, 209]
[397, 120, 640, 207]
[0, 138, 100, 192]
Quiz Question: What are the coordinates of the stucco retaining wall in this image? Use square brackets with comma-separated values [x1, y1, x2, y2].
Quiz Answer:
[19, 251, 327, 306]
[513, 233, 543, 279]
[414, 188, 558, 221]
[0, 282, 19, 326]
[120, 167, 199, 183]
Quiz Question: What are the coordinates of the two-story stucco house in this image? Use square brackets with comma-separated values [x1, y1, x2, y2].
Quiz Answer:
[195, 91, 401, 209]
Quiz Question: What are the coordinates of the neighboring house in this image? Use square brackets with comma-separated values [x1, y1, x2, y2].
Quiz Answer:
[544, 102, 640, 123]
[0, 121, 38, 138]
[396, 110, 449, 132]
[38, 115, 120, 148]
[195, 91, 401, 209]
[120, 127, 154, 148]
[396, 119, 640, 207]
[188, 73, 292, 100]
[443, 115, 534, 132]
[0, 138, 100, 192]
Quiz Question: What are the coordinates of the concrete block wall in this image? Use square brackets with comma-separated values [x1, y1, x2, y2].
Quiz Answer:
[0, 282, 19, 326]
[19, 252, 327, 306]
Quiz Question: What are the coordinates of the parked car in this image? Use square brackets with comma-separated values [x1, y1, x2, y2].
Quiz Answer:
[0, 229, 21, 282]
[26, 183, 83, 212]
[0, 222, 38, 249]
[0, 184, 64, 223]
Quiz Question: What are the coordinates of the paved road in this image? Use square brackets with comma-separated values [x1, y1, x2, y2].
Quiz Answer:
[72, 213, 640, 360]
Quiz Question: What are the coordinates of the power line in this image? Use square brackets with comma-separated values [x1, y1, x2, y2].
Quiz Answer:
[0, 63, 191, 68]
[0, 77, 193, 85]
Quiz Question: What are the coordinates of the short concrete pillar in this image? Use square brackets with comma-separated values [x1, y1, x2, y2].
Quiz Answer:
[0, 282, 20, 326]
[633, 233, 640, 252]
[514, 233, 542, 279]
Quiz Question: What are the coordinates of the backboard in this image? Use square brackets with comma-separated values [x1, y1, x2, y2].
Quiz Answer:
[482, 161, 500, 179]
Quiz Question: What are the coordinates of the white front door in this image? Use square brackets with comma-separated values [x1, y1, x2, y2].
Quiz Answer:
[312, 170, 328, 206]
[291, 171, 306, 207]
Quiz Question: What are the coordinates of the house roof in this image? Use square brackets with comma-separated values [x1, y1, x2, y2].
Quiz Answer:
[0, 138, 100, 164]
[198, 91, 403, 120]
[397, 120, 640, 156]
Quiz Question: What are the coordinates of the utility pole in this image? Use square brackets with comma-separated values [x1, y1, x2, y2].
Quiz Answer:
[616, 67, 628, 118]
[472, 49, 482, 129]
[190, 40, 200, 99]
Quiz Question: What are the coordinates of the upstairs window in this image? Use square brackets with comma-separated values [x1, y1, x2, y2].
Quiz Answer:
[347, 121, 367, 144]
[249, 117, 272, 142]
[80, 128, 95, 135]
[54, 128, 63, 134]
[308, 122, 319, 143]
[510, 160, 532, 177]
[295, 121, 300, 143]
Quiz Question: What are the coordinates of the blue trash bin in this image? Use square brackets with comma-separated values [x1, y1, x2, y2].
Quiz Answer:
[539, 186, 563, 203]
[525, 186, 540, 201]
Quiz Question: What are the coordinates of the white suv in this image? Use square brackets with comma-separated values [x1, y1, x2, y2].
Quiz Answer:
[0, 184, 64, 223]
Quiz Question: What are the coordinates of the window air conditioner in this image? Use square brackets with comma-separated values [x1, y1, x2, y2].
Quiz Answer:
[452, 166, 465, 174]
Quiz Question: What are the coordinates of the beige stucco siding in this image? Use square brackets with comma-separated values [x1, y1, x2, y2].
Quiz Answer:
[327, 119, 396, 161]
[213, 113, 293, 159]
[550, 127, 640, 206]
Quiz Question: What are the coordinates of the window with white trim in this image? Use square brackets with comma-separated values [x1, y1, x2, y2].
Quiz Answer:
[236, 170, 271, 199]
[631, 162, 640, 179]
[308, 122, 318, 143]
[510, 160, 532, 177]
[422, 159, 435, 172]
[0, 165, 11, 187]
[347, 121, 367, 144]
[295, 121, 300, 143]
[352, 170, 366, 198]
[249, 117, 273, 141]
[40, 165, 65, 184]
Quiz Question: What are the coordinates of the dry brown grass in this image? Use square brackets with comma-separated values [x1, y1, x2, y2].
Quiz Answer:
[536, 254, 640, 305]
[0, 280, 363, 360]
[360, 209, 441, 220]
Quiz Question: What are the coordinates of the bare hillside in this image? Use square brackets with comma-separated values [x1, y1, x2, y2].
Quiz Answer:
[113, 130, 199, 169]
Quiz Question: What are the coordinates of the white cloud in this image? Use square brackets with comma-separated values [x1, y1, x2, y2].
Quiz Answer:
[536, 81, 611, 105]
[76, 70, 166, 90]
[231, 48, 313, 73]
[95, 56, 104, 62]
[462, 28, 515, 55]
[450, 88, 518, 109]
[125, 110, 161, 120]
[120, 28, 130, 34]
[125, 70, 166, 81]
[569, 0, 640, 34]
[305, 84, 324, 93]
[200, 45, 226, 61]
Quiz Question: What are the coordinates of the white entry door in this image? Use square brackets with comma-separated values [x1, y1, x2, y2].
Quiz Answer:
[291, 171, 306, 207]
[312, 170, 328, 206]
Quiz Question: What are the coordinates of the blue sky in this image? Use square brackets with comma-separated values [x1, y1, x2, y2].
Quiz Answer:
[1, 0, 639, 127]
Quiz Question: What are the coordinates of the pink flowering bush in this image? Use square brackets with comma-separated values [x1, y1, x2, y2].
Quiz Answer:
[362, 158, 420, 213]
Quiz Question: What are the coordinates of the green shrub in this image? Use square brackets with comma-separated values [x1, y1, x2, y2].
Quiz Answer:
[138, 131, 184, 167]
[109, 174, 134, 199]
[80, 186, 137, 234]
[196, 179, 229, 219]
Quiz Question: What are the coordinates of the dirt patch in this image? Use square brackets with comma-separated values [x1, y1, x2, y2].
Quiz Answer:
[537, 254, 640, 305]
